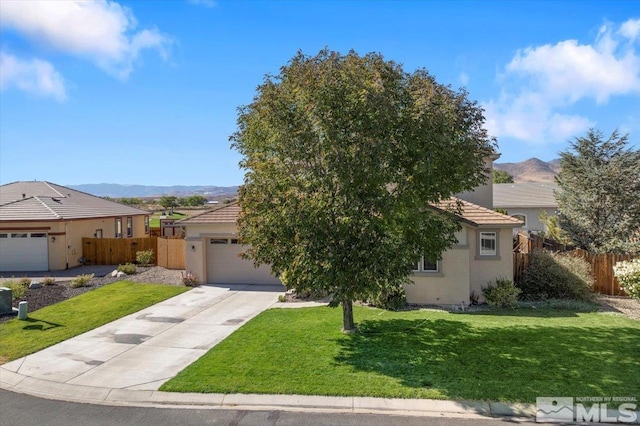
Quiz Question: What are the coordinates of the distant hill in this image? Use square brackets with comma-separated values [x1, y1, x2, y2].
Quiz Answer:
[69, 183, 239, 198]
[494, 158, 560, 183]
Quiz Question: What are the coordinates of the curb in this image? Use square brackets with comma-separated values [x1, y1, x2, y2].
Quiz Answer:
[1, 367, 535, 419]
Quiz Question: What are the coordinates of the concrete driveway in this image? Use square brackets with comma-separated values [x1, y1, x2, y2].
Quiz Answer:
[1, 284, 282, 392]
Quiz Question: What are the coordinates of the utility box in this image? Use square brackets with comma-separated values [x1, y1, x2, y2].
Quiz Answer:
[0, 287, 12, 315]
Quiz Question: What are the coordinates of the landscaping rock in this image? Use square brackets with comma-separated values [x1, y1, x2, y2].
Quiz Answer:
[116, 271, 126, 278]
[111, 270, 118, 277]
[28, 282, 42, 289]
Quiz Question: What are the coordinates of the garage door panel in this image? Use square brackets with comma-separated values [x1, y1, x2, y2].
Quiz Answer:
[0, 233, 49, 272]
[206, 242, 281, 285]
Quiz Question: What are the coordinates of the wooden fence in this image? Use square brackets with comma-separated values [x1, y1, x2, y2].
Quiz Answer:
[82, 237, 185, 270]
[513, 250, 635, 296]
[156, 238, 185, 269]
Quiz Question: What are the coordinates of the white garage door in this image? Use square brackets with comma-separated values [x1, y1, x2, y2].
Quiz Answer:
[206, 238, 281, 285]
[0, 232, 49, 272]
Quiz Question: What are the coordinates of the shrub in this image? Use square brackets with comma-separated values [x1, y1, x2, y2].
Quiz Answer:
[517, 250, 594, 301]
[278, 294, 286, 303]
[136, 249, 155, 266]
[181, 271, 198, 287]
[71, 273, 94, 288]
[18, 277, 31, 287]
[41, 276, 56, 286]
[4, 279, 27, 300]
[614, 259, 640, 300]
[368, 285, 407, 311]
[483, 278, 521, 308]
[117, 263, 137, 275]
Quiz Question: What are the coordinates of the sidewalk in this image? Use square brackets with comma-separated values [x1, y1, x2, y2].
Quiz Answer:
[0, 284, 540, 419]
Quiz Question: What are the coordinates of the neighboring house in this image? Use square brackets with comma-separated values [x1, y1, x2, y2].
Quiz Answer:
[181, 199, 522, 306]
[493, 182, 559, 233]
[0, 181, 150, 272]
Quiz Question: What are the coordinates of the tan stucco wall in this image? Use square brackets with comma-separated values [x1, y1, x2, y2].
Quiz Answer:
[468, 228, 515, 299]
[1, 215, 148, 270]
[404, 245, 471, 305]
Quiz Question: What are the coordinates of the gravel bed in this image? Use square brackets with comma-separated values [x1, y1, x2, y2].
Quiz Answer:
[0, 266, 185, 323]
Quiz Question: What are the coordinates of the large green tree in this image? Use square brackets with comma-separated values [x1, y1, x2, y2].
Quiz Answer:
[555, 129, 640, 254]
[231, 49, 494, 331]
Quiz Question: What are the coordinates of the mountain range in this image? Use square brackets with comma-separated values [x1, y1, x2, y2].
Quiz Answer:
[69, 184, 239, 199]
[494, 158, 561, 183]
[70, 158, 559, 198]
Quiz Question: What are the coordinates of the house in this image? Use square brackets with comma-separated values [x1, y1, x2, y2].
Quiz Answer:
[181, 200, 521, 305]
[0, 181, 150, 272]
[493, 182, 559, 233]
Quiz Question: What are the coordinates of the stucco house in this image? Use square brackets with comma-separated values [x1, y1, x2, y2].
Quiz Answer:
[493, 182, 558, 233]
[0, 181, 150, 272]
[181, 199, 521, 305]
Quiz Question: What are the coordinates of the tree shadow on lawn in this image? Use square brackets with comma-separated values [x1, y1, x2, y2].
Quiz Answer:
[335, 318, 640, 403]
[20, 317, 63, 331]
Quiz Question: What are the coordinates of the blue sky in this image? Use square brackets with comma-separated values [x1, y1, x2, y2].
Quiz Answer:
[1, 1, 638, 187]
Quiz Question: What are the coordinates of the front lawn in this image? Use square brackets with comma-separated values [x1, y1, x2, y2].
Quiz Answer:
[161, 306, 640, 404]
[0, 281, 189, 363]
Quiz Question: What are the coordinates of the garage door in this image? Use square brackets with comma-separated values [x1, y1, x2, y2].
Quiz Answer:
[0, 232, 49, 272]
[206, 238, 281, 285]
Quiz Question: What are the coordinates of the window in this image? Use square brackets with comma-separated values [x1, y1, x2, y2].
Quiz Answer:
[126, 217, 133, 237]
[210, 238, 228, 244]
[115, 218, 122, 238]
[95, 229, 103, 238]
[144, 216, 149, 234]
[11, 233, 27, 238]
[478, 231, 498, 257]
[412, 256, 440, 273]
[30, 233, 47, 238]
[511, 214, 526, 227]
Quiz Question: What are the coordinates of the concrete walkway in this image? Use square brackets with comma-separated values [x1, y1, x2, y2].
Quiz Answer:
[0, 285, 540, 420]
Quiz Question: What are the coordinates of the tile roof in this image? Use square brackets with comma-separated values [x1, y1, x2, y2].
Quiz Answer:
[0, 181, 148, 221]
[493, 182, 559, 208]
[179, 202, 241, 224]
[181, 199, 522, 228]
[431, 198, 524, 228]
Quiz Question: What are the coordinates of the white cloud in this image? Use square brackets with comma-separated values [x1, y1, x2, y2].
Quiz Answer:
[0, 0, 171, 79]
[484, 18, 640, 145]
[458, 72, 469, 85]
[619, 18, 640, 41]
[0, 52, 66, 101]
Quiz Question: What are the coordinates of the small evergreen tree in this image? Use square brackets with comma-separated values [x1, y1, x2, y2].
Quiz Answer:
[555, 129, 640, 254]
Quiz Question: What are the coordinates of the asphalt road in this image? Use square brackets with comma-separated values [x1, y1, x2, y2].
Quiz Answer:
[0, 390, 541, 426]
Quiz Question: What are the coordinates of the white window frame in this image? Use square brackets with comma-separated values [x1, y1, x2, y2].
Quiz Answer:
[115, 218, 122, 238]
[412, 255, 442, 276]
[144, 216, 150, 234]
[126, 217, 133, 237]
[477, 230, 500, 260]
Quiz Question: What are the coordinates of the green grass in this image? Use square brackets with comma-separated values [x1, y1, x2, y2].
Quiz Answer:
[149, 212, 187, 228]
[0, 281, 189, 363]
[161, 306, 640, 404]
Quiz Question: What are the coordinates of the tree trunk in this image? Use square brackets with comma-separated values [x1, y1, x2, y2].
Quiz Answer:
[342, 298, 356, 333]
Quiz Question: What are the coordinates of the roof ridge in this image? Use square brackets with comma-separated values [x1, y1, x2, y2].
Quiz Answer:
[43, 181, 66, 198]
[35, 195, 63, 219]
